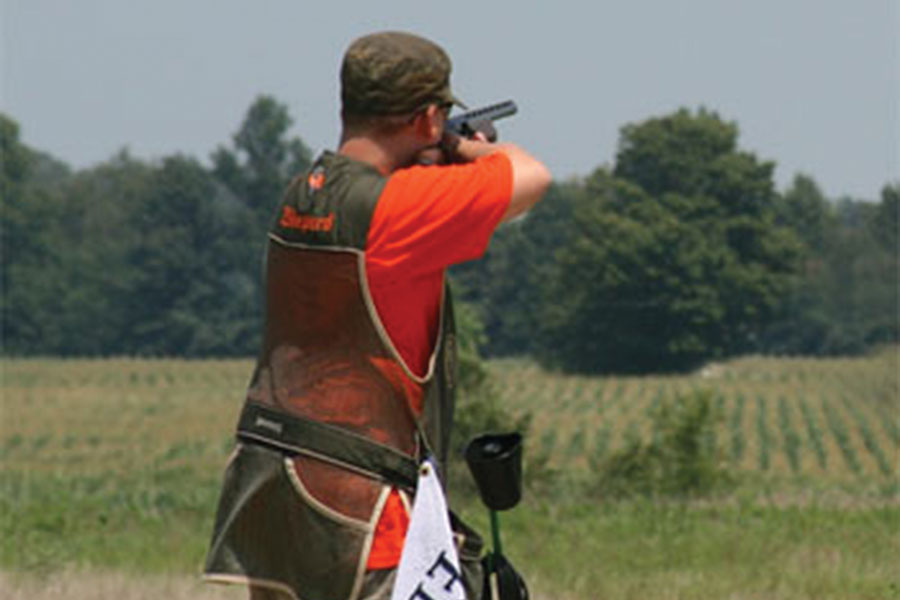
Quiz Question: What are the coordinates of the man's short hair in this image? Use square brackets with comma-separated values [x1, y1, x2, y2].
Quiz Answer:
[340, 31, 465, 121]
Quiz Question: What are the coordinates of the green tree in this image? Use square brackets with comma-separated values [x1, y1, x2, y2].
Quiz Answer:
[3, 97, 313, 357]
[774, 174, 835, 253]
[124, 155, 258, 355]
[866, 183, 900, 343]
[1, 115, 76, 354]
[614, 108, 776, 218]
[48, 152, 153, 354]
[211, 96, 315, 341]
[212, 95, 312, 229]
[1, 114, 31, 189]
[763, 180, 898, 355]
[871, 182, 899, 252]
[538, 109, 802, 373]
[828, 193, 898, 348]
[2, 114, 42, 352]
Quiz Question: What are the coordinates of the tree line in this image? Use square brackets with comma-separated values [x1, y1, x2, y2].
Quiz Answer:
[2, 98, 897, 373]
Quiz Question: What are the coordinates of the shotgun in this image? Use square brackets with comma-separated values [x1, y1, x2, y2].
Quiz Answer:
[445, 100, 518, 142]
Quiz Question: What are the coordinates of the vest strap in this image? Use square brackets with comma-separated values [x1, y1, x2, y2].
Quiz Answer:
[236, 401, 419, 490]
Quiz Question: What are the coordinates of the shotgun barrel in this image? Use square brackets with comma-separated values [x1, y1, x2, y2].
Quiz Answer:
[445, 100, 518, 138]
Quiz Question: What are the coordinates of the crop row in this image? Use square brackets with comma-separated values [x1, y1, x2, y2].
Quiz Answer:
[490, 352, 898, 481]
[2, 352, 896, 483]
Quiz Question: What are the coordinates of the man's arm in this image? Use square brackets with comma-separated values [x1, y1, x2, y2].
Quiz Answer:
[443, 133, 551, 222]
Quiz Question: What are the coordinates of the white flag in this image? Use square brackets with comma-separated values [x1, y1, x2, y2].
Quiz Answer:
[391, 459, 466, 600]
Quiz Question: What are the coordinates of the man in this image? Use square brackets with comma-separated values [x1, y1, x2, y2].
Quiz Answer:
[204, 31, 550, 600]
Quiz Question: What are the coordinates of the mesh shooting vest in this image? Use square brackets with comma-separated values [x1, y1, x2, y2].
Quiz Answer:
[206, 152, 483, 600]
[238, 151, 457, 479]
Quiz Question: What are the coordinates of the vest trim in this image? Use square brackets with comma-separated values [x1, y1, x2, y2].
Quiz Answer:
[201, 574, 299, 600]
[354, 486, 391, 600]
[283, 457, 377, 531]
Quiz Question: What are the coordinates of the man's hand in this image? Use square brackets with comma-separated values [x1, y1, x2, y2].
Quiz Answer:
[467, 120, 497, 143]
[416, 130, 490, 166]
[435, 130, 492, 164]
[415, 145, 447, 166]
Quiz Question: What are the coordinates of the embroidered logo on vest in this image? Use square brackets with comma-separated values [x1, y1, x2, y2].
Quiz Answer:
[308, 168, 326, 191]
[254, 416, 284, 435]
[279, 206, 335, 232]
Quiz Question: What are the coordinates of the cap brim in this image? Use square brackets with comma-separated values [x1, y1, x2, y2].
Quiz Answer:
[451, 95, 468, 110]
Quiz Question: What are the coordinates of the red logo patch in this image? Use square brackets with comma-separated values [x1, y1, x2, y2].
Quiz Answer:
[308, 171, 325, 191]
[279, 206, 335, 232]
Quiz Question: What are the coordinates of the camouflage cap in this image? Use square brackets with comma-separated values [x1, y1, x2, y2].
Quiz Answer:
[340, 31, 466, 116]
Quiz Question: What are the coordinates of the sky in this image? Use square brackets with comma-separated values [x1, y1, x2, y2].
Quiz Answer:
[2, 0, 897, 201]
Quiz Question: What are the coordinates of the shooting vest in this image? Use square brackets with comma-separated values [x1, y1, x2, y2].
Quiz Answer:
[238, 151, 457, 480]
[206, 153, 482, 600]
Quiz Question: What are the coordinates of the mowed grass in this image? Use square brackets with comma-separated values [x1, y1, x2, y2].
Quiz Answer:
[1, 359, 248, 572]
[1, 351, 898, 599]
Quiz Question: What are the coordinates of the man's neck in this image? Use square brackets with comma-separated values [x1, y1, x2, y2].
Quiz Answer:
[337, 131, 418, 175]
[337, 136, 392, 174]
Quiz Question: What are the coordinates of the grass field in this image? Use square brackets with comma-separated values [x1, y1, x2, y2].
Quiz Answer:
[1, 350, 898, 599]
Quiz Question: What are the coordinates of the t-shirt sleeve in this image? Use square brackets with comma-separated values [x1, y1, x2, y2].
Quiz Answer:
[365, 152, 513, 275]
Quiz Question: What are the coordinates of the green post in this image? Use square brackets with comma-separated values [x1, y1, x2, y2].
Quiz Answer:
[490, 509, 503, 557]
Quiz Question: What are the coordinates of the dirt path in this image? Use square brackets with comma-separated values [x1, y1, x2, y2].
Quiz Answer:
[1, 570, 558, 600]
[1, 571, 247, 600]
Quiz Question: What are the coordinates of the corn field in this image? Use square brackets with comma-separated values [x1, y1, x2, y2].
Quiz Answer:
[488, 348, 899, 482]
[1, 349, 897, 485]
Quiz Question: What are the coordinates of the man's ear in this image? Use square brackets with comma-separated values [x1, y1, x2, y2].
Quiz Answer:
[413, 104, 443, 145]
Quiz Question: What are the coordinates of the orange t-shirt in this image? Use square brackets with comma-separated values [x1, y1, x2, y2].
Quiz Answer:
[362, 152, 512, 570]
